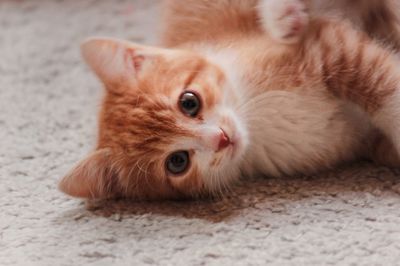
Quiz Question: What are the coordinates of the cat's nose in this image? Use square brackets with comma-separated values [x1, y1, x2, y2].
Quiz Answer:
[217, 129, 231, 151]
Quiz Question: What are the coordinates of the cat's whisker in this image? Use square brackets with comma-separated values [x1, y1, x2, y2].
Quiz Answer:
[59, 0, 400, 202]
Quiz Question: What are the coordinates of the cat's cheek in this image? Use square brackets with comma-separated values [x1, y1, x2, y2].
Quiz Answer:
[166, 167, 205, 196]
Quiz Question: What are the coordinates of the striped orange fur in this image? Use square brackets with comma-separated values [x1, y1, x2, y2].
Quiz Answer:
[59, 0, 400, 200]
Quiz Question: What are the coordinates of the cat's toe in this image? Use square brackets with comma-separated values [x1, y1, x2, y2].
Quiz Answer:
[259, 0, 309, 44]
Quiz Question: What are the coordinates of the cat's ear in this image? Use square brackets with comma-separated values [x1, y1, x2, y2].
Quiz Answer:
[81, 37, 169, 86]
[58, 149, 119, 199]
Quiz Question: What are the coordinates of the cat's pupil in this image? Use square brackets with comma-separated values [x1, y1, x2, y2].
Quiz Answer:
[183, 99, 196, 109]
[179, 92, 200, 117]
[166, 151, 189, 175]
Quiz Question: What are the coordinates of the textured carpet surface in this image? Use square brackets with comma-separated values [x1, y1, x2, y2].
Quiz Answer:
[2, 1, 400, 265]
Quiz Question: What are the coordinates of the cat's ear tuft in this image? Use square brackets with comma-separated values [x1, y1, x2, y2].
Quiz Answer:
[80, 37, 165, 85]
[58, 149, 119, 199]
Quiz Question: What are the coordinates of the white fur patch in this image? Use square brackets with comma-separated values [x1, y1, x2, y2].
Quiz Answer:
[258, 0, 309, 43]
[239, 90, 369, 177]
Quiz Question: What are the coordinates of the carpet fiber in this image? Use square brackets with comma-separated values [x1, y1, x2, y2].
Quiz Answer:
[2, 1, 400, 265]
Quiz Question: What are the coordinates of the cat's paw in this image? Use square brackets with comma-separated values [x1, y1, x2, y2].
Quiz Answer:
[259, 0, 309, 44]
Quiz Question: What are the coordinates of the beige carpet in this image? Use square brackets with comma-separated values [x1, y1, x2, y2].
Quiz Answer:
[2, 1, 400, 265]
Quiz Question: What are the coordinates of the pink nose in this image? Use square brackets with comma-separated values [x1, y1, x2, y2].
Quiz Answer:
[217, 130, 231, 151]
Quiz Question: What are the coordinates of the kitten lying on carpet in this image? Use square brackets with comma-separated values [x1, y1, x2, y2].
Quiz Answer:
[59, 0, 400, 200]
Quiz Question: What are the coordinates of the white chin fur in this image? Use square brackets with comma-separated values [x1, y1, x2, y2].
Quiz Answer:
[197, 110, 249, 195]
[191, 46, 250, 193]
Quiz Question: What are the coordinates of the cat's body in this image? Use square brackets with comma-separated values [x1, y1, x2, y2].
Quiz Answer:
[162, 0, 400, 178]
[60, 0, 400, 200]
[163, 0, 400, 49]
[311, 0, 400, 50]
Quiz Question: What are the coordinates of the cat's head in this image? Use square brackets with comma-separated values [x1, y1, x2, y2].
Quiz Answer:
[59, 38, 248, 200]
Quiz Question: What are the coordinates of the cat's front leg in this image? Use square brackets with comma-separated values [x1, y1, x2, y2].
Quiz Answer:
[258, 0, 310, 43]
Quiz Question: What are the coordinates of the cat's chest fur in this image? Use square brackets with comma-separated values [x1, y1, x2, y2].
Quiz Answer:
[240, 88, 369, 178]
[201, 46, 370, 178]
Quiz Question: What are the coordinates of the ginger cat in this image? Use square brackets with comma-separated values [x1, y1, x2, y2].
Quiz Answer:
[59, 0, 400, 200]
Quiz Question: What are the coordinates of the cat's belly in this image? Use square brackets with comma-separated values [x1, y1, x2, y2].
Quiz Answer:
[240, 90, 371, 177]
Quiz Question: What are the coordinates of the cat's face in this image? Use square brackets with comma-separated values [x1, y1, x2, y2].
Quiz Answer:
[59, 38, 248, 200]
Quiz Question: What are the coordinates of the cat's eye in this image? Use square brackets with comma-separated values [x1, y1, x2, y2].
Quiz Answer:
[166, 151, 190, 175]
[179, 91, 201, 117]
